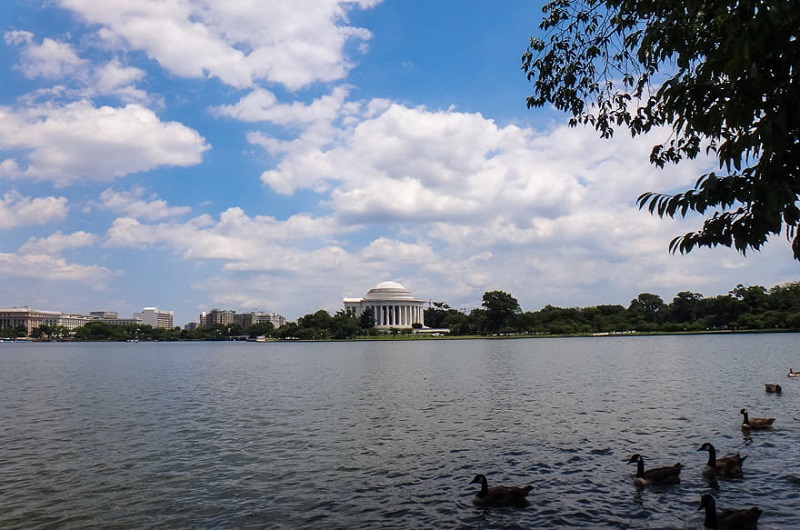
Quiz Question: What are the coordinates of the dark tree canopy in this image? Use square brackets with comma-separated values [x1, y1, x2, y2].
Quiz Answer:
[481, 290, 521, 333]
[522, 0, 800, 259]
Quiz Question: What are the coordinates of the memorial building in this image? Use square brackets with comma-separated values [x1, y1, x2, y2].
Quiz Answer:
[343, 281, 425, 330]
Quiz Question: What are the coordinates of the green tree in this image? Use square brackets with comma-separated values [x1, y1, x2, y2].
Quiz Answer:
[767, 282, 800, 311]
[730, 284, 768, 313]
[627, 293, 666, 330]
[523, 0, 800, 259]
[31, 324, 51, 339]
[275, 323, 300, 340]
[247, 322, 275, 338]
[330, 311, 361, 340]
[74, 321, 124, 341]
[669, 291, 703, 324]
[0, 325, 24, 338]
[697, 294, 739, 330]
[424, 301, 451, 329]
[358, 307, 376, 329]
[443, 310, 474, 335]
[481, 291, 521, 334]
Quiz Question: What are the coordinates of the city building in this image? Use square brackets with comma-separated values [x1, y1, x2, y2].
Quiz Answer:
[199, 309, 235, 327]
[58, 313, 96, 331]
[0, 307, 60, 335]
[99, 317, 144, 327]
[133, 307, 174, 329]
[90, 311, 118, 319]
[343, 281, 425, 330]
[234, 311, 288, 329]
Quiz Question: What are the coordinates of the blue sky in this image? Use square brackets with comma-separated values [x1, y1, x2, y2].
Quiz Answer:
[1, 0, 796, 326]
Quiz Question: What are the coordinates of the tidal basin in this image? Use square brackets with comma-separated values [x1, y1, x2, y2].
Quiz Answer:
[1, 334, 799, 528]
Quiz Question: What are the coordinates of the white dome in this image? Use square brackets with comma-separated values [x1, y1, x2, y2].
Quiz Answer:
[364, 281, 415, 301]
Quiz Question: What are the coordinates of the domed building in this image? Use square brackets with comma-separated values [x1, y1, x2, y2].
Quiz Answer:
[343, 281, 425, 329]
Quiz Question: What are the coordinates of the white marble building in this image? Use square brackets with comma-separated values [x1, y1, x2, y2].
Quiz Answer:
[344, 281, 425, 329]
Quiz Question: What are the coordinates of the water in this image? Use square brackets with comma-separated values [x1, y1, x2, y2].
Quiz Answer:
[1, 334, 799, 529]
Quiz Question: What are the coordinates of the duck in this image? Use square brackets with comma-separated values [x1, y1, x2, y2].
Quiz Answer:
[699, 493, 761, 530]
[764, 384, 782, 394]
[698, 442, 746, 477]
[789, 368, 799, 377]
[627, 453, 681, 486]
[468, 473, 532, 507]
[739, 408, 775, 430]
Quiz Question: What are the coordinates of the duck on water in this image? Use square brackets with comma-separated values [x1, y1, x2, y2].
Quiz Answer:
[699, 493, 761, 530]
[468, 474, 532, 507]
[698, 442, 746, 478]
[627, 453, 681, 487]
[740, 408, 775, 430]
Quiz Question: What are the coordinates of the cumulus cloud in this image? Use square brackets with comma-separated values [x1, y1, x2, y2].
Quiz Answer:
[252, 100, 705, 229]
[88, 59, 149, 103]
[212, 86, 352, 125]
[105, 207, 354, 265]
[0, 252, 114, 283]
[19, 231, 99, 255]
[0, 101, 209, 185]
[99, 187, 192, 220]
[58, 0, 380, 90]
[4, 31, 88, 79]
[0, 191, 69, 228]
[5, 31, 148, 103]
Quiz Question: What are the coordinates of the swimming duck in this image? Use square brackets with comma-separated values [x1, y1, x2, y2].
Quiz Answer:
[739, 408, 775, 430]
[468, 473, 532, 507]
[764, 384, 782, 394]
[699, 493, 761, 530]
[698, 442, 746, 478]
[789, 369, 799, 377]
[627, 453, 681, 486]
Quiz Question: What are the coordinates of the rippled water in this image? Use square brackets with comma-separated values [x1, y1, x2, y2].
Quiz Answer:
[1, 334, 799, 529]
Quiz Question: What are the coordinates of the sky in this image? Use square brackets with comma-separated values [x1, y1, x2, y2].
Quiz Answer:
[0, 0, 797, 326]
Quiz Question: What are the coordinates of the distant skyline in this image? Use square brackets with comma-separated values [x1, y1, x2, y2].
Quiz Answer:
[0, 1, 796, 326]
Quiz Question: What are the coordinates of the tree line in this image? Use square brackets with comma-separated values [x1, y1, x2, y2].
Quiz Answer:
[13, 281, 800, 342]
[15, 321, 276, 342]
[261, 281, 800, 340]
[427, 282, 800, 336]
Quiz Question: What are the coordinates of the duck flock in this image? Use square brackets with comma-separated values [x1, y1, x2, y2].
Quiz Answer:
[467, 368, 798, 529]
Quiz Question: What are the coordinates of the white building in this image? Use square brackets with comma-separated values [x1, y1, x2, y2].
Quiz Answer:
[0, 307, 60, 335]
[58, 313, 96, 331]
[344, 281, 425, 330]
[133, 307, 174, 329]
[234, 311, 288, 329]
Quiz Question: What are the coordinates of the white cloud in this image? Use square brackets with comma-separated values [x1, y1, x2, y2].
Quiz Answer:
[20, 231, 99, 255]
[212, 86, 351, 125]
[104, 207, 354, 263]
[89, 59, 149, 103]
[0, 190, 69, 228]
[58, 0, 380, 90]
[253, 100, 705, 229]
[4, 31, 88, 80]
[0, 252, 114, 284]
[0, 101, 209, 185]
[5, 30, 151, 104]
[99, 187, 192, 220]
